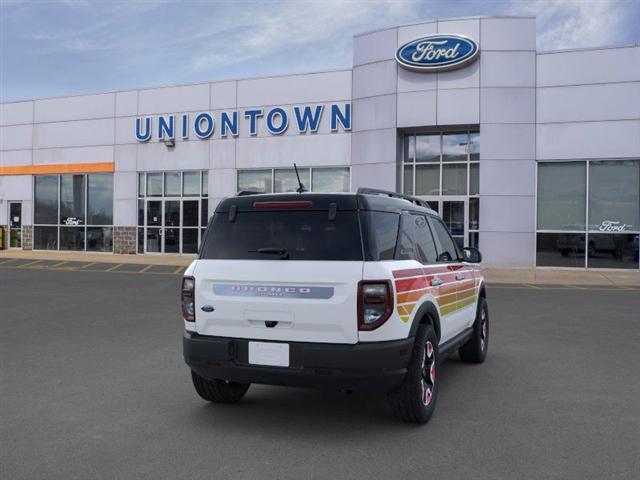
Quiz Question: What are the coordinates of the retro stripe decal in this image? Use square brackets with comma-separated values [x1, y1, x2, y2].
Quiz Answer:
[392, 265, 482, 324]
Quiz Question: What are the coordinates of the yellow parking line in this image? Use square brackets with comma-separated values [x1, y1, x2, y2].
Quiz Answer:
[81, 262, 96, 269]
[0, 259, 18, 265]
[106, 263, 123, 272]
[173, 266, 185, 275]
[138, 264, 153, 273]
[18, 260, 43, 268]
[51, 261, 68, 268]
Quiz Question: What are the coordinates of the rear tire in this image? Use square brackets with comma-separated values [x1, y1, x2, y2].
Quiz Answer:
[191, 370, 250, 403]
[387, 324, 439, 424]
[459, 297, 489, 363]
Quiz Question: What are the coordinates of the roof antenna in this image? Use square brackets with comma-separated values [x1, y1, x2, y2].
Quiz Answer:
[294, 163, 307, 193]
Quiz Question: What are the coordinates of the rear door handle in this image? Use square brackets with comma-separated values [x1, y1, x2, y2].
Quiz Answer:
[456, 273, 465, 281]
[431, 277, 443, 286]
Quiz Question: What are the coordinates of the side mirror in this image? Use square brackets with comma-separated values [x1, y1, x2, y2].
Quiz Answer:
[462, 247, 482, 263]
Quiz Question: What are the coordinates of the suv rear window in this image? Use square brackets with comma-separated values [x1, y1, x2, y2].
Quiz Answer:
[200, 211, 363, 261]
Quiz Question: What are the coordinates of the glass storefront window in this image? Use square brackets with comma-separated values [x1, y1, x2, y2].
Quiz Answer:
[165, 172, 181, 196]
[442, 133, 468, 162]
[202, 171, 208, 197]
[537, 162, 586, 231]
[469, 163, 479, 195]
[33, 226, 58, 250]
[59, 175, 86, 225]
[312, 167, 349, 192]
[588, 160, 639, 232]
[469, 198, 479, 231]
[183, 171, 201, 196]
[60, 227, 85, 251]
[238, 169, 272, 193]
[138, 173, 145, 197]
[415, 164, 439, 196]
[469, 133, 480, 161]
[274, 168, 310, 193]
[403, 164, 414, 195]
[416, 135, 440, 162]
[87, 174, 113, 225]
[34, 175, 58, 225]
[587, 234, 639, 269]
[536, 233, 586, 268]
[442, 164, 467, 195]
[86, 227, 113, 252]
[147, 173, 162, 196]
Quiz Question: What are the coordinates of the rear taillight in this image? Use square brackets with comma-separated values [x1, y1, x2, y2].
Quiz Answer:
[181, 276, 195, 322]
[357, 280, 393, 331]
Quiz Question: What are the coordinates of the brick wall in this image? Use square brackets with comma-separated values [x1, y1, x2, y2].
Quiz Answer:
[113, 227, 137, 254]
[22, 225, 33, 250]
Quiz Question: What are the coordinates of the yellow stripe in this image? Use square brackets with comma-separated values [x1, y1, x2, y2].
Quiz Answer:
[0, 162, 115, 176]
[400, 315, 410, 324]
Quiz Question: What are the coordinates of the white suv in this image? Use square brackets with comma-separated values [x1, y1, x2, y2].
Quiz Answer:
[182, 188, 488, 424]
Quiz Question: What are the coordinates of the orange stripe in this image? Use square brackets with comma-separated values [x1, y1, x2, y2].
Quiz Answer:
[0, 162, 115, 176]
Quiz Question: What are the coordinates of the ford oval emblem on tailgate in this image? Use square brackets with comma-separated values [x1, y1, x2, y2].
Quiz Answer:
[201, 305, 215, 312]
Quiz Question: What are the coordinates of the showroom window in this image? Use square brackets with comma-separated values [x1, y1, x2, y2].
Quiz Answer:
[536, 160, 639, 269]
[402, 131, 479, 249]
[237, 166, 350, 193]
[137, 171, 208, 254]
[33, 174, 114, 252]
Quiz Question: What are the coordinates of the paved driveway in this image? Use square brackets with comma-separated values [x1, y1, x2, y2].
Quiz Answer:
[1, 267, 638, 479]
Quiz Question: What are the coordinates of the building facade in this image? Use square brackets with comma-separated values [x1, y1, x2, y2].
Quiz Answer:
[1, 16, 639, 269]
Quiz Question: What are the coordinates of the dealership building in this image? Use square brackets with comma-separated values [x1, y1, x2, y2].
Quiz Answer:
[1, 16, 639, 269]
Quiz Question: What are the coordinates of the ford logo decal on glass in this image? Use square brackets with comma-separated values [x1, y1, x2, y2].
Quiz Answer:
[395, 34, 480, 72]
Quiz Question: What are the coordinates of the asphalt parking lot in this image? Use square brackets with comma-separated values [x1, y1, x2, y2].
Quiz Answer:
[1, 266, 639, 480]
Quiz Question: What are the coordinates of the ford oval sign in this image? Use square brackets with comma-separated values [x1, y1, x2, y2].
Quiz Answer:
[395, 34, 480, 72]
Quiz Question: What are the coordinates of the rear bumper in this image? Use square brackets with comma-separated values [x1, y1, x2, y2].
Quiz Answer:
[183, 331, 414, 392]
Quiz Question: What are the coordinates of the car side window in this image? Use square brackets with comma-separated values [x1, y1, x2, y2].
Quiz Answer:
[396, 213, 438, 264]
[428, 217, 460, 263]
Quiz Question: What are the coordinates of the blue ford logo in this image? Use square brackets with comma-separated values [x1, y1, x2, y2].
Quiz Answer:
[395, 34, 480, 72]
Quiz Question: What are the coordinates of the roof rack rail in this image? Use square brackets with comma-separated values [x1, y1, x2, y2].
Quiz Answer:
[356, 187, 432, 209]
[236, 190, 262, 196]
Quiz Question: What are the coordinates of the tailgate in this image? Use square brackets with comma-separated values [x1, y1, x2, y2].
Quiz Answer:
[194, 260, 363, 344]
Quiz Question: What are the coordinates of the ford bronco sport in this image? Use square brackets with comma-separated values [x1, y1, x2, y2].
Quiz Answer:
[182, 188, 488, 424]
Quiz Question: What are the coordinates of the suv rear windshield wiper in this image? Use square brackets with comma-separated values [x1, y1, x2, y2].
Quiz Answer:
[248, 247, 290, 259]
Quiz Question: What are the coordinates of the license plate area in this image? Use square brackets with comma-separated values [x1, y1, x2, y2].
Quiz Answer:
[248, 341, 290, 367]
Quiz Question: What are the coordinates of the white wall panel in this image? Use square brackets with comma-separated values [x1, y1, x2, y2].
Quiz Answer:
[115, 91, 138, 117]
[397, 91, 437, 128]
[537, 82, 640, 123]
[480, 17, 536, 51]
[35, 93, 115, 123]
[136, 139, 209, 171]
[113, 198, 137, 227]
[210, 138, 236, 170]
[351, 161, 396, 191]
[480, 160, 535, 196]
[352, 94, 396, 132]
[0, 124, 33, 150]
[0, 149, 31, 166]
[397, 67, 438, 93]
[481, 195, 535, 232]
[480, 51, 536, 87]
[33, 145, 114, 165]
[1, 101, 33, 126]
[437, 18, 480, 41]
[479, 231, 535, 267]
[353, 28, 397, 66]
[480, 88, 535, 124]
[211, 81, 237, 110]
[0, 175, 32, 201]
[236, 134, 350, 169]
[210, 168, 237, 199]
[138, 84, 210, 115]
[480, 124, 535, 160]
[115, 116, 138, 145]
[351, 128, 396, 165]
[437, 60, 480, 89]
[437, 88, 479, 125]
[397, 21, 437, 46]
[537, 120, 640, 160]
[114, 144, 137, 172]
[353, 60, 397, 99]
[33, 119, 113, 149]
[113, 171, 137, 200]
[537, 46, 640, 87]
[237, 71, 351, 107]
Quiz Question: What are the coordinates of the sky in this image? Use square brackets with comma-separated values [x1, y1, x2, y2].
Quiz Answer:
[1, 0, 639, 102]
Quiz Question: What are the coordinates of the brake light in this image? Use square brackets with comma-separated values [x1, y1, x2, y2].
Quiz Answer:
[253, 201, 313, 209]
[357, 280, 393, 331]
[181, 276, 195, 322]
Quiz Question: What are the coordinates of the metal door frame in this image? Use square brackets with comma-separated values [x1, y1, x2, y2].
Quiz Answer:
[7, 201, 23, 249]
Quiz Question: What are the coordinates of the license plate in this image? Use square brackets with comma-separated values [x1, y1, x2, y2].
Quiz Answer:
[248, 341, 290, 367]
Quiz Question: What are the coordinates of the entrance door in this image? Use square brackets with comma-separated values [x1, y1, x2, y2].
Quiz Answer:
[8, 202, 22, 248]
[144, 198, 201, 254]
[163, 199, 180, 253]
[441, 200, 466, 250]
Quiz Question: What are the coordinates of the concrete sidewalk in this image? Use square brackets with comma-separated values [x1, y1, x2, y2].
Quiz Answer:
[1, 249, 639, 286]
